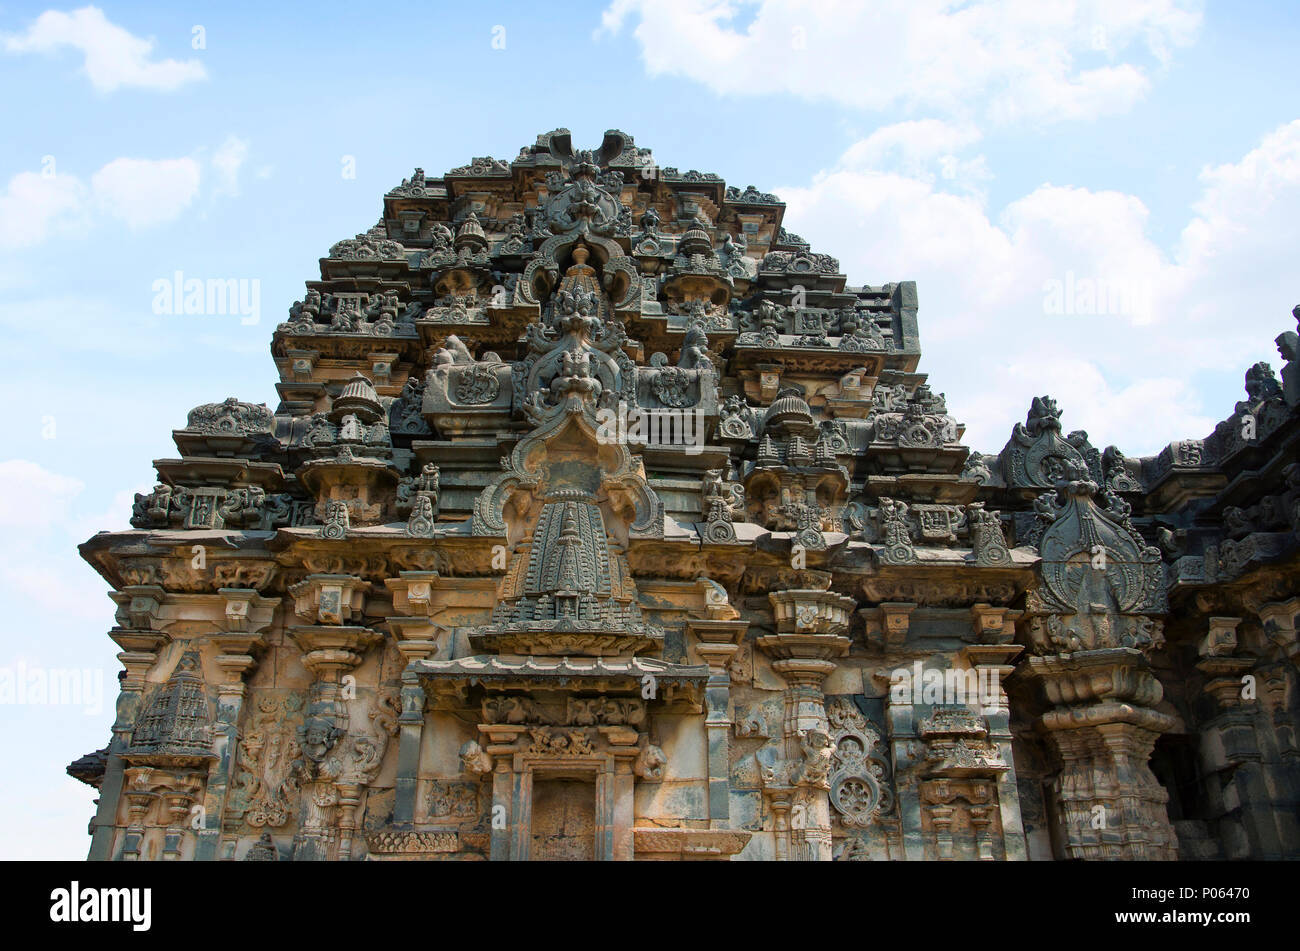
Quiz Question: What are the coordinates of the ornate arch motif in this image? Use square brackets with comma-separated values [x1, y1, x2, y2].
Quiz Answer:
[471, 399, 664, 543]
[519, 232, 640, 309]
[1000, 396, 1086, 488]
[1027, 462, 1166, 653]
[826, 698, 892, 829]
[1039, 492, 1162, 614]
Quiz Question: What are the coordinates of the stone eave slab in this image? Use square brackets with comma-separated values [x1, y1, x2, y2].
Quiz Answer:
[413, 654, 707, 682]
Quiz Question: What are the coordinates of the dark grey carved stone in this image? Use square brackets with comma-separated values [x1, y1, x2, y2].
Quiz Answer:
[128, 651, 214, 762]
[999, 396, 1086, 489]
[70, 131, 1300, 864]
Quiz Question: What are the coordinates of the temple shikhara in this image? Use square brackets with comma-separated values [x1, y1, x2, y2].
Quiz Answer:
[70, 130, 1300, 861]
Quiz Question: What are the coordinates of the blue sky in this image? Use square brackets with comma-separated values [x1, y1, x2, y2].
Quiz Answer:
[0, 0, 1297, 858]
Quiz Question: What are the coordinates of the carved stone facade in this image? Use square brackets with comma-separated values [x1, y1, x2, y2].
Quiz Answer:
[72, 130, 1300, 861]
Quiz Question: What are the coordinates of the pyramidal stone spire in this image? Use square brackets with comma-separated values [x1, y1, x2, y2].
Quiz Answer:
[70, 130, 1300, 864]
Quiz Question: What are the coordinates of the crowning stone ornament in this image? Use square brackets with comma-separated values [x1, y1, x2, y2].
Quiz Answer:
[71, 132, 1300, 863]
[1000, 396, 1086, 489]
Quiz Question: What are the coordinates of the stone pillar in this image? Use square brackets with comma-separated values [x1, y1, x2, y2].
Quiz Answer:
[392, 676, 427, 828]
[757, 587, 853, 861]
[1195, 616, 1282, 858]
[612, 761, 636, 861]
[89, 585, 169, 861]
[594, 768, 615, 861]
[1024, 649, 1177, 860]
[1018, 469, 1178, 860]
[865, 602, 924, 860]
[508, 759, 532, 862]
[966, 603, 1028, 861]
[877, 682, 926, 862]
[687, 616, 748, 827]
[384, 572, 445, 826]
[196, 588, 278, 861]
[489, 755, 514, 861]
[287, 573, 379, 861]
[335, 782, 363, 861]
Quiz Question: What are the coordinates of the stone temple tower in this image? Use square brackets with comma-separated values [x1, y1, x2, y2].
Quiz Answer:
[71, 130, 1300, 861]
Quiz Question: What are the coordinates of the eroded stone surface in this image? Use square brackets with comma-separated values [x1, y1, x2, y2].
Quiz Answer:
[72, 130, 1300, 861]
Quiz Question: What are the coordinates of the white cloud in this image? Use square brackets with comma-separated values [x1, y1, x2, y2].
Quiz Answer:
[773, 117, 1300, 454]
[599, 0, 1201, 123]
[841, 120, 981, 166]
[0, 139, 252, 247]
[212, 135, 249, 197]
[0, 460, 84, 531]
[838, 119, 990, 188]
[91, 156, 201, 228]
[1174, 120, 1300, 329]
[0, 172, 89, 249]
[3, 5, 206, 92]
[0, 460, 137, 627]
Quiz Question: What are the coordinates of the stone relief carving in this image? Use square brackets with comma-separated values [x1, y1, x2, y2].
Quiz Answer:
[73, 130, 1300, 866]
[1026, 461, 1167, 654]
[1000, 396, 1086, 489]
[826, 698, 893, 828]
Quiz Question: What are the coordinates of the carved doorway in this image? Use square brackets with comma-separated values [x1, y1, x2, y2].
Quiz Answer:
[530, 776, 597, 861]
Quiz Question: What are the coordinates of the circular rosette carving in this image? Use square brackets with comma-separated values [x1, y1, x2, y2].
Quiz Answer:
[245, 799, 291, 829]
[827, 698, 893, 828]
[880, 543, 913, 565]
[831, 771, 886, 828]
[900, 420, 938, 448]
[702, 520, 737, 543]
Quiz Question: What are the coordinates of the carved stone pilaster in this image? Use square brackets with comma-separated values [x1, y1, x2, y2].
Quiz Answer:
[756, 587, 853, 860]
[1022, 649, 1177, 860]
[289, 573, 369, 626]
[116, 765, 205, 861]
[200, 588, 280, 861]
[119, 768, 158, 861]
[687, 615, 748, 827]
[1197, 617, 1253, 707]
[1192, 615, 1291, 858]
[161, 784, 200, 860]
[289, 603, 383, 861]
[962, 641, 1028, 860]
[1018, 466, 1177, 860]
[383, 571, 445, 664]
[861, 601, 916, 652]
[383, 571, 449, 825]
[89, 623, 170, 862]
